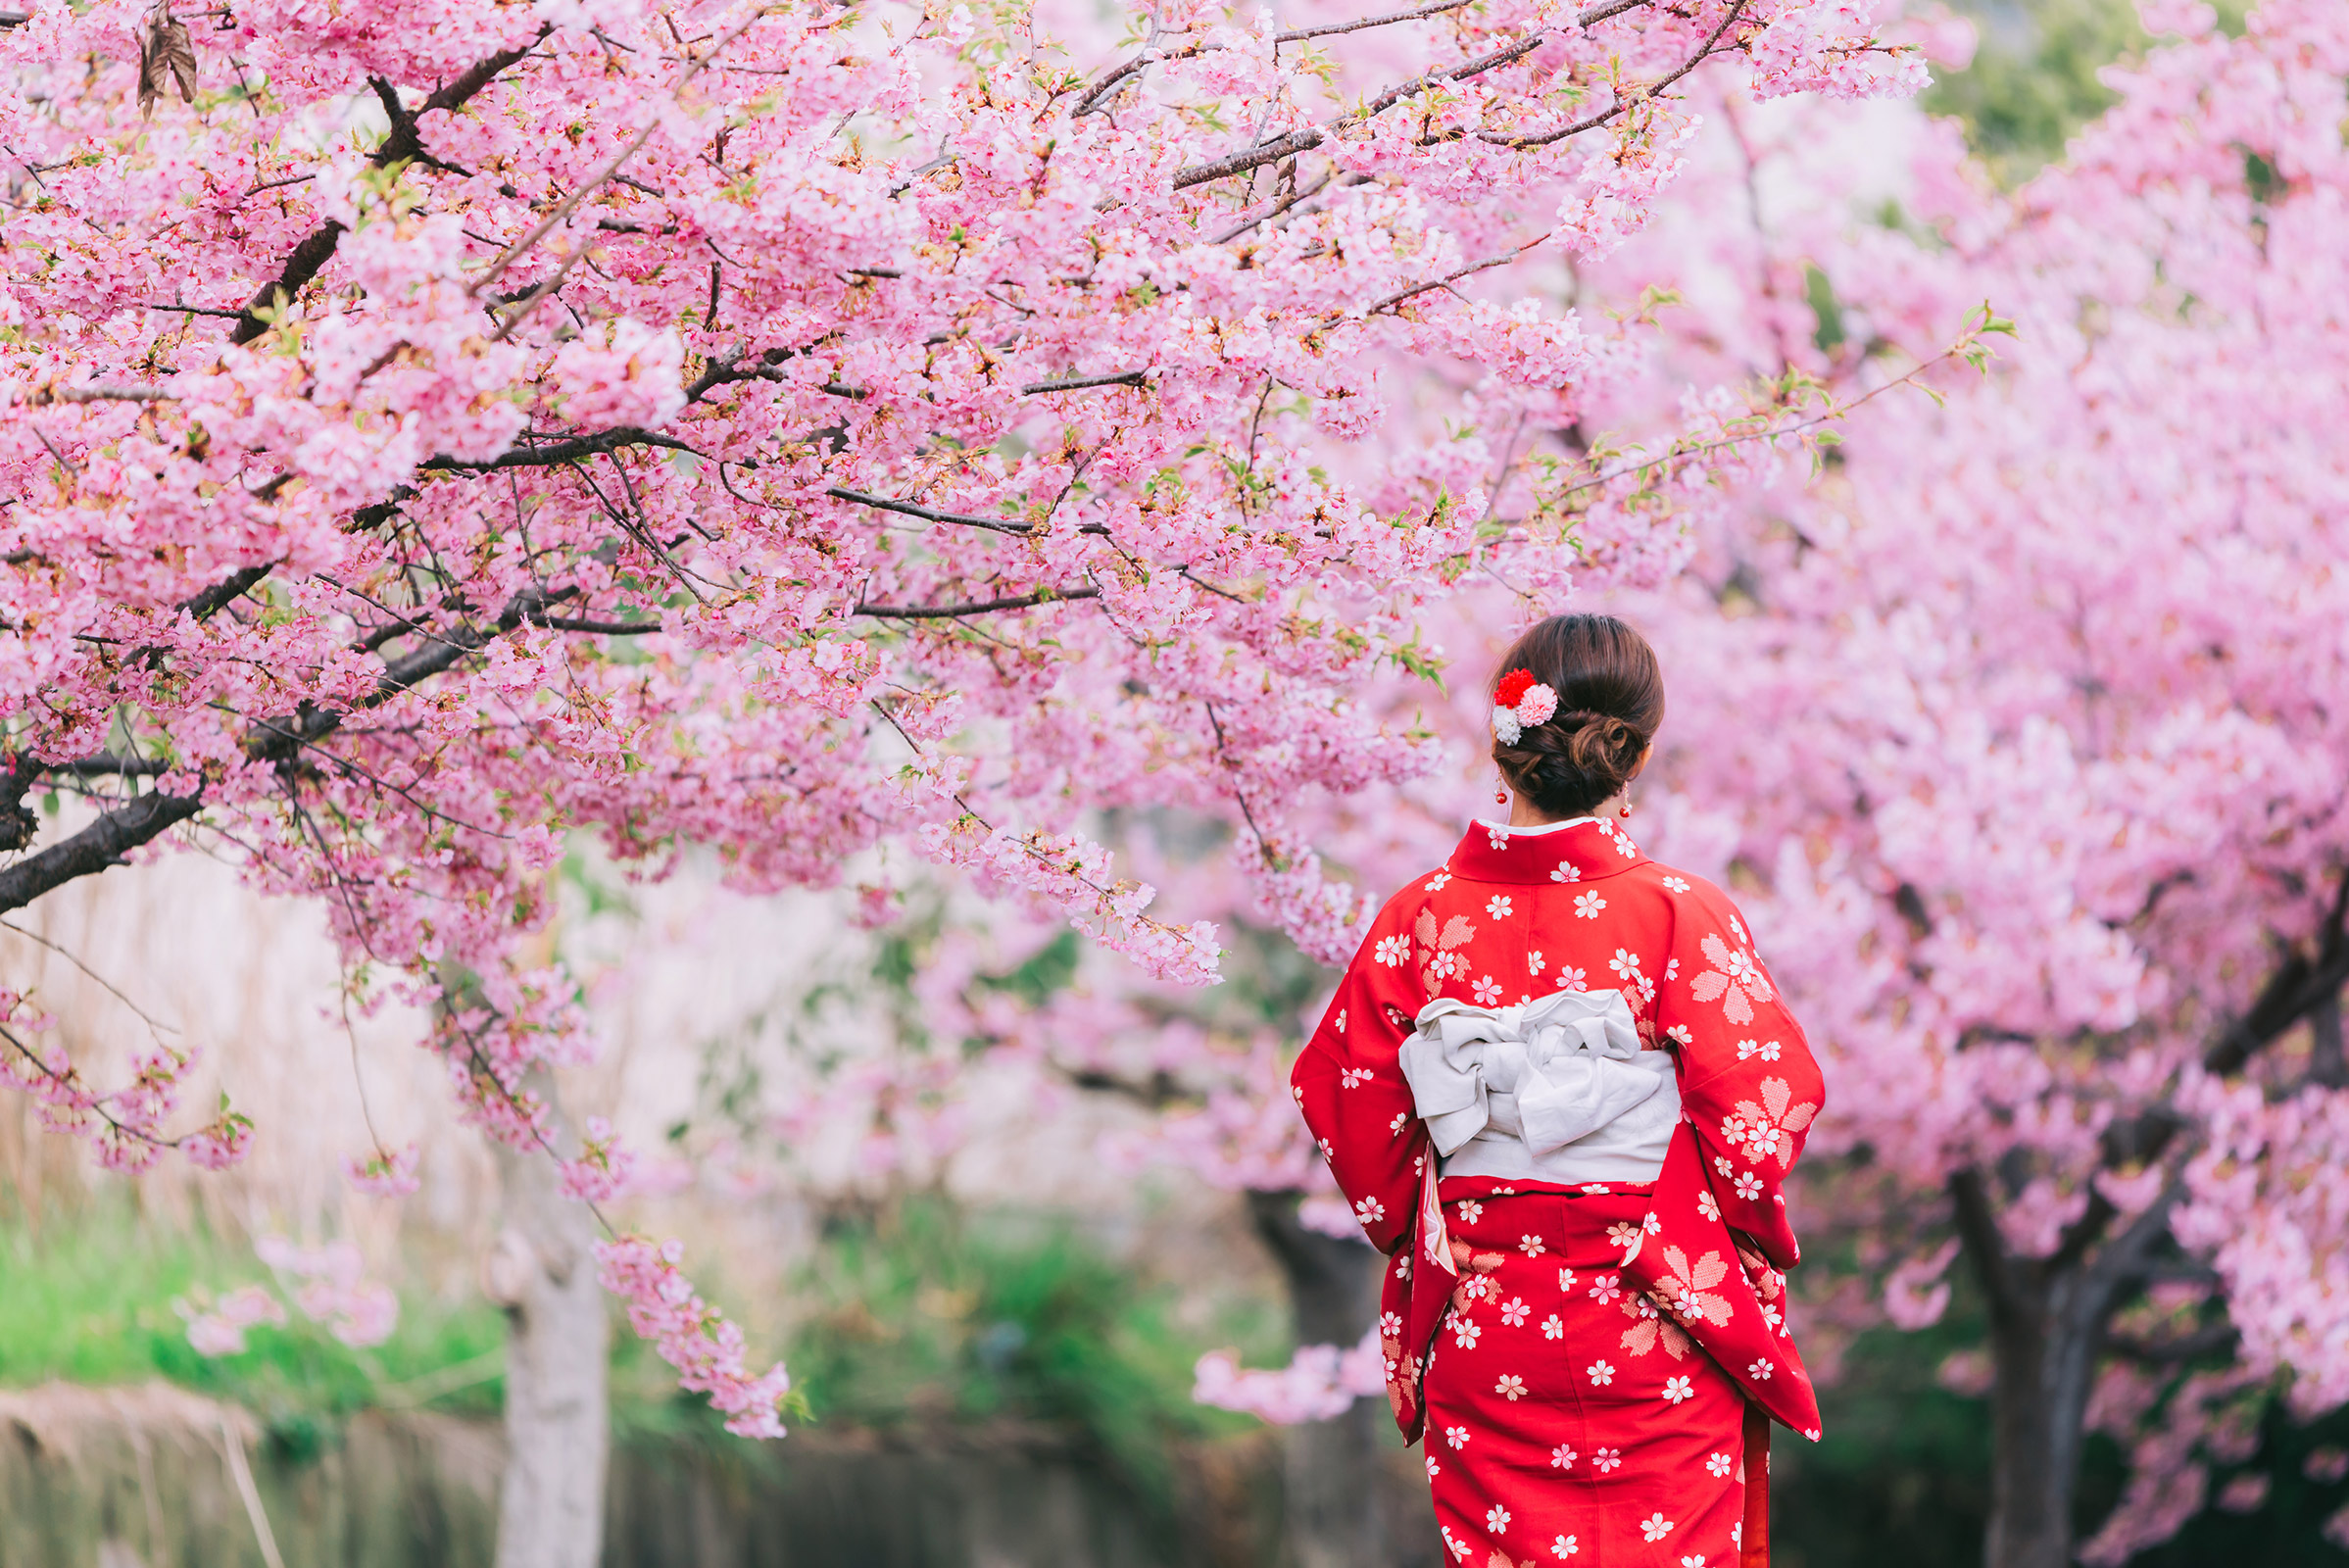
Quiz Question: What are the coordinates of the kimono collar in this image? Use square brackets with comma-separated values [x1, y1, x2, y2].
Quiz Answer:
[1444, 815, 1647, 885]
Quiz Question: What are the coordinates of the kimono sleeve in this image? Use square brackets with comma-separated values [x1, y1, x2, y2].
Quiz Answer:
[1654, 876, 1826, 1269]
[1289, 896, 1428, 1255]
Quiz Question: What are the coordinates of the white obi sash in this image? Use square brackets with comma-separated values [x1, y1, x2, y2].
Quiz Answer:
[1398, 988, 1680, 1185]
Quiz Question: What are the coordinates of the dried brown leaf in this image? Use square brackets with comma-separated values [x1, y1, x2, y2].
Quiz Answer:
[138, 5, 196, 119]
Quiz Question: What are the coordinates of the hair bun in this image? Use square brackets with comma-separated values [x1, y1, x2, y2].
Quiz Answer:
[1487, 615, 1664, 818]
[1558, 710, 1639, 778]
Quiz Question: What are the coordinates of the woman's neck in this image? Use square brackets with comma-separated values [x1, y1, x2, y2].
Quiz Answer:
[1507, 789, 1626, 828]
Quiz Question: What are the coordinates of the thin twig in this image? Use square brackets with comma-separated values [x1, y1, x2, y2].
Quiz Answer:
[1169, 0, 1662, 188]
[855, 588, 1101, 619]
[1479, 0, 1747, 148]
[0, 919, 181, 1044]
[1021, 369, 1150, 393]
[470, 10, 764, 298]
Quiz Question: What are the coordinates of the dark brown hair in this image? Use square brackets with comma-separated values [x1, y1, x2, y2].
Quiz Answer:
[1489, 613, 1664, 819]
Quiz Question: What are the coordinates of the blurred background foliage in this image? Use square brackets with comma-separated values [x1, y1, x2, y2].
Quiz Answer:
[11, 1161, 2349, 1562]
[0, 1186, 1270, 1516]
[1922, 0, 2249, 186]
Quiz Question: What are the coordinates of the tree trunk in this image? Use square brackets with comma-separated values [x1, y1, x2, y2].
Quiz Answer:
[1981, 1259, 2106, 1568]
[1248, 1189, 1389, 1568]
[483, 1141, 610, 1568]
[2309, 987, 2344, 1088]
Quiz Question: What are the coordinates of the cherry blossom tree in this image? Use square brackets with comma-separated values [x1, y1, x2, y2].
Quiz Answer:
[0, 0, 1930, 1462]
[1584, 4, 2349, 1562]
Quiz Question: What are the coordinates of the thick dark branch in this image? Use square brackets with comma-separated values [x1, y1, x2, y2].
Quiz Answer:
[421, 426, 701, 472]
[227, 27, 551, 345]
[228, 220, 350, 346]
[531, 614, 661, 635]
[0, 587, 566, 914]
[49, 755, 171, 779]
[688, 349, 782, 401]
[2312, 989, 2346, 1088]
[827, 487, 1038, 536]
[1949, 1166, 2021, 1324]
[179, 562, 276, 620]
[0, 755, 41, 852]
[2083, 1179, 2187, 1305]
[416, 25, 553, 122]
[855, 588, 1101, 619]
[2204, 869, 2349, 1073]
[2107, 1321, 2238, 1365]
[2048, 1109, 2186, 1279]
[1070, 52, 1167, 119]
[1063, 1065, 1192, 1108]
[0, 788, 205, 913]
[2098, 1104, 2184, 1169]
[2045, 1190, 2119, 1275]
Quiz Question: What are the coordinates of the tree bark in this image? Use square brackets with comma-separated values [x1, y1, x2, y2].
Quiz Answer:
[1248, 1189, 1389, 1568]
[483, 1141, 610, 1568]
[2309, 986, 2345, 1088]
[1980, 1260, 2105, 1568]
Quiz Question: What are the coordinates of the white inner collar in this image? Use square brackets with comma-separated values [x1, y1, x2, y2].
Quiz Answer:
[1484, 815, 1602, 838]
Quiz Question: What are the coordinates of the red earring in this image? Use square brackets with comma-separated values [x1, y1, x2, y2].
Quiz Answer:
[1495, 779, 1509, 807]
[1619, 795, 1635, 818]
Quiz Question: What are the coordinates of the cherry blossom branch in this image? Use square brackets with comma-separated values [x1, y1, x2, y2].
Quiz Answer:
[2107, 1322, 2240, 1364]
[470, 10, 766, 299]
[0, 585, 579, 914]
[854, 588, 1101, 619]
[1479, 0, 1748, 149]
[2202, 869, 2349, 1073]
[1358, 240, 1542, 318]
[1172, 33, 1551, 188]
[1278, 0, 1494, 45]
[1536, 317, 2011, 513]
[229, 27, 554, 344]
[1169, 0, 1676, 190]
[421, 426, 703, 472]
[1083, 0, 1651, 124]
[826, 486, 1108, 537]
[1023, 369, 1150, 392]
[0, 919, 181, 1042]
[52, 382, 176, 404]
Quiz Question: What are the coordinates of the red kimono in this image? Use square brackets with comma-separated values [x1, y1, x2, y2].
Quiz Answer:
[1292, 817, 1825, 1568]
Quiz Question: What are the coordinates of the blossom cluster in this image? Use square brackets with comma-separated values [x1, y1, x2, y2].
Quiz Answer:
[1194, 1328, 1388, 1425]
[0, 0, 1921, 1425]
[181, 1238, 399, 1355]
[1586, 0, 2349, 1547]
[594, 1236, 794, 1439]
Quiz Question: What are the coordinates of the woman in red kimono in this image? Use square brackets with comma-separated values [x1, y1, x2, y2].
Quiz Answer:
[1292, 614, 1825, 1568]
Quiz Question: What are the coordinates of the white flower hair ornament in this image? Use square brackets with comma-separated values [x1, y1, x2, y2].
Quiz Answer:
[1491, 668, 1559, 746]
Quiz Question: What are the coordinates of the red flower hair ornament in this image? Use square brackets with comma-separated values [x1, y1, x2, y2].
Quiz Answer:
[1491, 668, 1559, 745]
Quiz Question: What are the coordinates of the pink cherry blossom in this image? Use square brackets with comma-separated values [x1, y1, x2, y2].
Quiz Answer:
[0, 0, 1930, 1430]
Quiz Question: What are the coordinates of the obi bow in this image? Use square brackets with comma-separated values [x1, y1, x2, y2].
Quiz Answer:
[1398, 988, 1655, 1160]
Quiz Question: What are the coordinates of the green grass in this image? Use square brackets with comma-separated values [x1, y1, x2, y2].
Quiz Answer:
[0, 1189, 1275, 1506]
[1922, 0, 2146, 184]
[0, 1198, 508, 1439]
[1921, 0, 2255, 186]
[770, 1200, 1273, 1503]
